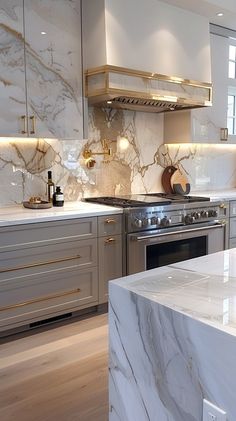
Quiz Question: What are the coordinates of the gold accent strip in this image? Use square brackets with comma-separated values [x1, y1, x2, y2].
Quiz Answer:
[105, 237, 116, 244]
[0, 255, 81, 274]
[105, 218, 116, 224]
[85, 65, 212, 89]
[0, 288, 81, 312]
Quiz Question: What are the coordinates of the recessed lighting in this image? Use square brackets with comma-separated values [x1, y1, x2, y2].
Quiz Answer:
[216, 12, 224, 17]
[107, 100, 112, 104]
[41, 31, 47, 35]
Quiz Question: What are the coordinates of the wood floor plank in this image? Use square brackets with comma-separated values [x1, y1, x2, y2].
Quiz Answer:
[0, 313, 109, 421]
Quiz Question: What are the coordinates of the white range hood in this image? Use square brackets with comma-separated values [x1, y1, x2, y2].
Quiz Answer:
[82, 0, 212, 113]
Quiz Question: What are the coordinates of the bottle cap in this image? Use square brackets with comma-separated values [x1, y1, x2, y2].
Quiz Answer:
[48, 170, 52, 178]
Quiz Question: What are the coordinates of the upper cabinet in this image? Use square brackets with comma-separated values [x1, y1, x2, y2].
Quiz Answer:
[164, 32, 236, 144]
[0, 0, 84, 139]
[0, 2, 26, 137]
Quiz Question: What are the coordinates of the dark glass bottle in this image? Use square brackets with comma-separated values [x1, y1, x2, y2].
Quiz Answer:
[47, 171, 55, 203]
[53, 186, 64, 207]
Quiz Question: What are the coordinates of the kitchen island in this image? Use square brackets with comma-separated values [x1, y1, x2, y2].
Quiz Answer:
[109, 249, 236, 421]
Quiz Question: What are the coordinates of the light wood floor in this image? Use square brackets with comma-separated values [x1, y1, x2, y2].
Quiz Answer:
[0, 313, 108, 421]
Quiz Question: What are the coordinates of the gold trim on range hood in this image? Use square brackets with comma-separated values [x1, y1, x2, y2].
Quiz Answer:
[85, 65, 212, 113]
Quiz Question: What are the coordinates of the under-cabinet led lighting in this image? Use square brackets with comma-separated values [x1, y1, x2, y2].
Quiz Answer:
[216, 12, 223, 17]
[107, 100, 112, 104]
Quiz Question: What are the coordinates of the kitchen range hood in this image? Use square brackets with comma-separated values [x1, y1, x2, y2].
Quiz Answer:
[83, 0, 212, 113]
[85, 65, 212, 113]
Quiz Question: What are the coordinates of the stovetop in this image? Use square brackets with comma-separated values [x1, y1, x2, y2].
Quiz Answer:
[145, 193, 210, 203]
[84, 193, 210, 208]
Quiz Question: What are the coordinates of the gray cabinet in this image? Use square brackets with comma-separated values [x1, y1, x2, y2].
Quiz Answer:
[98, 215, 123, 304]
[229, 201, 236, 247]
[0, 213, 123, 334]
[0, 217, 98, 333]
[0, 0, 83, 139]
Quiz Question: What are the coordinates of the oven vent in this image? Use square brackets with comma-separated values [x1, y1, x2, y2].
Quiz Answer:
[85, 65, 212, 113]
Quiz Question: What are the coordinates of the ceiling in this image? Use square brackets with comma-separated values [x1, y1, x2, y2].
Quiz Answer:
[161, 0, 236, 31]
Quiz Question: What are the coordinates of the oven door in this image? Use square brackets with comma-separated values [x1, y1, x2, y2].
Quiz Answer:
[127, 222, 225, 275]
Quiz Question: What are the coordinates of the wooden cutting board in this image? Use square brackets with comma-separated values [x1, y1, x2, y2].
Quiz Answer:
[170, 169, 190, 195]
[161, 166, 177, 193]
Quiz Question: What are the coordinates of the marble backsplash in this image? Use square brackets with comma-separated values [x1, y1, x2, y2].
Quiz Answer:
[0, 107, 236, 205]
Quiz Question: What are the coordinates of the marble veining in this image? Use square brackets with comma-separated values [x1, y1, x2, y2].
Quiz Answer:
[0, 0, 83, 139]
[0, 107, 236, 205]
[109, 249, 236, 420]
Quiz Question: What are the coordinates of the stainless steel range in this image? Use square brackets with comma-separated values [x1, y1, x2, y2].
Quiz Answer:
[85, 194, 227, 275]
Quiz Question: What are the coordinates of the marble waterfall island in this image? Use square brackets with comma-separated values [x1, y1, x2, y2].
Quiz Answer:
[109, 249, 236, 421]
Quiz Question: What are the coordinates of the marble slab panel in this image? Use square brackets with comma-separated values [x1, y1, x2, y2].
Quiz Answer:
[109, 249, 236, 420]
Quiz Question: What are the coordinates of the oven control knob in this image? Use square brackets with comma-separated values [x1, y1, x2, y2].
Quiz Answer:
[192, 212, 200, 220]
[161, 217, 171, 227]
[185, 214, 195, 224]
[134, 218, 142, 228]
[208, 210, 217, 218]
[142, 218, 148, 227]
[201, 210, 209, 218]
[151, 216, 157, 225]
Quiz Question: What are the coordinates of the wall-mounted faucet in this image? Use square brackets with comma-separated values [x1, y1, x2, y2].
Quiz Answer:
[83, 139, 113, 168]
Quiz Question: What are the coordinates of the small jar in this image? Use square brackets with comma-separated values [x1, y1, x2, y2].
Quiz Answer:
[53, 186, 64, 207]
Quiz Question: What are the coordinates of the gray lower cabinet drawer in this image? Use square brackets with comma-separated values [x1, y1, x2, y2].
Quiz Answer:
[229, 238, 236, 248]
[0, 217, 97, 250]
[230, 201, 236, 217]
[98, 214, 122, 237]
[0, 238, 97, 282]
[0, 266, 98, 332]
[229, 217, 236, 238]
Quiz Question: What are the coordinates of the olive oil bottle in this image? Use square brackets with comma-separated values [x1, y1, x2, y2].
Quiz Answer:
[47, 171, 55, 202]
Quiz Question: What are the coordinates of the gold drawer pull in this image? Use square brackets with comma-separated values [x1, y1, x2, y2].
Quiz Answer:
[0, 288, 81, 312]
[20, 115, 27, 134]
[29, 115, 36, 134]
[105, 237, 116, 244]
[105, 218, 116, 224]
[0, 255, 81, 274]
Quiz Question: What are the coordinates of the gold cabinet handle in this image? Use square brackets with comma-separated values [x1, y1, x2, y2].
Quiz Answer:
[20, 115, 27, 134]
[0, 288, 81, 312]
[0, 255, 81, 274]
[29, 115, 36, 134]
[105, 237, 116, 244]
[105, 218, 116, 224]
[220, 128, 228, 141]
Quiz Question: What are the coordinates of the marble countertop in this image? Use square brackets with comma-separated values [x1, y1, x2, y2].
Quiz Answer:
[192, 188, 236, 201]
[110, 248, 236, 337]
[0, 201, 123, 227]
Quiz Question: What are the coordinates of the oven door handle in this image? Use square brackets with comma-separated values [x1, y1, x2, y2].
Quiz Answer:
[131, 223, 225, 242]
